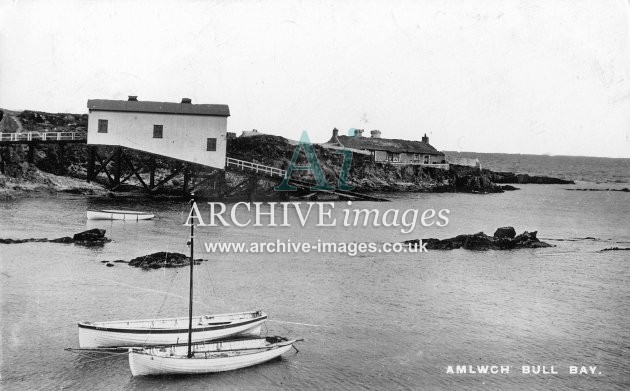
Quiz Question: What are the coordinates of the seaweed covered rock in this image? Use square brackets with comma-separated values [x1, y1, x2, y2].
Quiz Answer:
[403, 226, 552, 251]
[72, 229, 110, 246]
[0, 238, 48, 244]
[493, 227, 516, 239]
[48, 236, 74, 243]
[512, 231, 550, 248]
[1, 229, 110, 246]
[462, 232, 496, 250]
[128, 252, 206, 270]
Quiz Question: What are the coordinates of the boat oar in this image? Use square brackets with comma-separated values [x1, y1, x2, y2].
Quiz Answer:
[190, 339, 304, 355]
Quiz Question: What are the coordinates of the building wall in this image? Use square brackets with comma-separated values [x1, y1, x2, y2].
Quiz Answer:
[374, 150, 388, 162]
[399, 153, 412, 163]
[447, 157, 481, 168]
[371, 150, 444, 164]
[87, 110, 227, 169]
[428, 154, 445, 164]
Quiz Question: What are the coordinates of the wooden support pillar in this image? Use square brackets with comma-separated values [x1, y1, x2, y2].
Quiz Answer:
[149, 156, 156, 188]
[114, 147, 123, 185]
[183, 164, 190, 195]
[248, 175, 257, 201]
[217, 170, 227, 198]
[27, 144, 35, 164]
[58, 144, 66, 173]
[87, 146, 95, 182]
[188, 166, 196, 192]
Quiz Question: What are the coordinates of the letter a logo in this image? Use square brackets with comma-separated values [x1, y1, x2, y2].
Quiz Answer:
[274, 131, 334, 191]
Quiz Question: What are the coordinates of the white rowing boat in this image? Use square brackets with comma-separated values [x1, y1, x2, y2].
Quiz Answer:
[78, 310, 267, 348]
[129, 336, 300, 376]
[86, 210, 155, 220]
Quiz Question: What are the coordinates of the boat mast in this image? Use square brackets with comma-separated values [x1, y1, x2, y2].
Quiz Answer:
[187, 195, 195, 358]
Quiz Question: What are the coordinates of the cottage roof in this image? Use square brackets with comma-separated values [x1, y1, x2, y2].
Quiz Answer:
[87, 99, 230, 117]
[331, 135, 443, 155]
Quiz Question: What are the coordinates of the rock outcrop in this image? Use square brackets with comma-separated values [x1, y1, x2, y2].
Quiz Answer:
[403, 227, 552, 250]
[488, 171, 574, 184]
[0, 228, 110, 246]
[493, 226, 516, 239]
[566, 188, 629, 192]
[128, 252, 206, 270]
[599, 247, 630, 252]
[72, 229, 110, 246]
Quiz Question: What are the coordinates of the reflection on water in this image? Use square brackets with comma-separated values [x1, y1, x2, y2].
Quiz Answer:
[1, 185, 629, 390]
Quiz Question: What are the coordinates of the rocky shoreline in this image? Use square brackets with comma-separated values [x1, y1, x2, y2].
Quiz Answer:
[0, 166, 111, 199]
[2, 109, 576, 199]
[488, 171, 574, 185]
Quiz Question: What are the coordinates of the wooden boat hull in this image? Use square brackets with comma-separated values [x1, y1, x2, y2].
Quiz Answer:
[78, 311, 266, 348]
[128, 338, 297, 376]
[87, 210, 155, 221]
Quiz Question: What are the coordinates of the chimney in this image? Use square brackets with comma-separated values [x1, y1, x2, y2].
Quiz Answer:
[332, 128, 339, 138]
[181, 98, 192, 104]
[370, 130, 381, 138]
[354, 129, 364, 137]
[422, 133, 429, 144]
[128, 96, 138, 101]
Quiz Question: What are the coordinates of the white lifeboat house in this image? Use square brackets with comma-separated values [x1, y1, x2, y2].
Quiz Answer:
[87, 96, 229, 170]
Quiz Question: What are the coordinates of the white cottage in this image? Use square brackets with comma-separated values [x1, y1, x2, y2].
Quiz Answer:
[87, 96, 229, 169]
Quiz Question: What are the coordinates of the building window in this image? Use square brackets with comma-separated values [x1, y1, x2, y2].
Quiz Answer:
[424, 155, 430, 164]
[98, 119, 108, 133]
[153, 125, 163, 138]
[206, 138, 217, 151]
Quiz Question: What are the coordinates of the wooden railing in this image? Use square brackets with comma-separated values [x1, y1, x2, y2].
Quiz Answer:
[0, 131, 87, 142]
[225, 157, 286, 177]
[225, 156, 389, 201]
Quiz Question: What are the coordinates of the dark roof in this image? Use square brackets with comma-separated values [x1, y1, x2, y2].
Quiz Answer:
[331, 135, 443, 155]
[87, 99, 230, 117]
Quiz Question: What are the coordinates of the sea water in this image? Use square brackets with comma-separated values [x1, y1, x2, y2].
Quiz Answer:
[1, 155, 629, 390]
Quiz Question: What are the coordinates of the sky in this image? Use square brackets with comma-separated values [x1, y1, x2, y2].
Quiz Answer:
[1, 0, 629, 158]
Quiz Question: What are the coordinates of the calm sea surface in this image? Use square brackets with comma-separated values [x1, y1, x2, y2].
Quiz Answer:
[446, 152, 630, 185]
[1, 155, 629, 390]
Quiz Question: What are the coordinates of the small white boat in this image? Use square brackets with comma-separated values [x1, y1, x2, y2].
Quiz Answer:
[87, 209, 155, 221]
[78, 311, 267, 348]
[129, 336, 300, 376]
